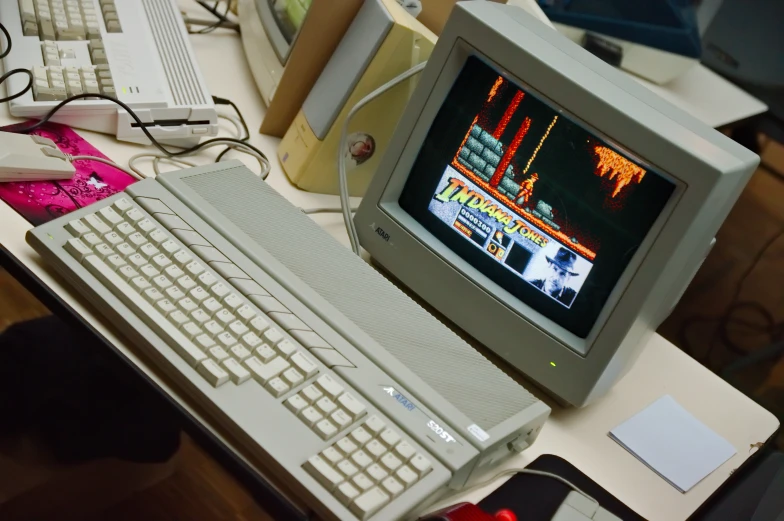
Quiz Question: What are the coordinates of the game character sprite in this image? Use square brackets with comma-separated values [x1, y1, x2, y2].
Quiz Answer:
[529, 247, 579, 306]
[515, 173, 538, 206]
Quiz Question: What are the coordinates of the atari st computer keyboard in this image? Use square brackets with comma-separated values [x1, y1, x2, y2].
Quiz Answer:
[28, 161, 549, 520]
[0, 0, 218, 145]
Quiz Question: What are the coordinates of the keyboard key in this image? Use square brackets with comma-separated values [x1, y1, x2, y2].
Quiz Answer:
[352, 472, 375, 492]
[351, 427, 373, 447]
[190, 309, 211, 324]
[268, 312, 308, 331]
[214, 309, 235, 325]
[322, 446, 344, 465]
[103, 232, 122, 245]
[113, 197, 133, 214]
[95, 243, 115, 259]
[185, 261, 205, 276]
[290, 330, 331, 350]
[395, 465, 418, 488]
[82, 232, 102, 246]
[379, 428, 401, 448]
[337, 459, 359, 478]
[379, 453, 402, 472]
[221, 359, 251, 384]
[176, 276, 197, 291]
[285, 394, 308, 414]
[245, 356, 289, 384]
[130, 276, 151, 292]
[115, 222, 135, 237]
[282, 368, 304, 387]
[394, 441, 416, 462]
[366, 463, 388, 483]
[351, 451, 374, 470]
[136, 219, 156, 234]
[304, 456, 343, 492]
[172, 250, 193, 266]
[105, 254, 126, 270]
[65, 238, 92, 261]
[149, 229, 168, 244]
[143, 288, 165, 303]
[155, 298, 176, 316]
[228, 321, 249, 337]
[127, 253, 146, 267]
[165, 286, 186, 302]
[229, 344, 252, 361]
[180, 322, 202, 339]
[117, 265, 139, 282]
[290, 352, 318, 378]
[208, 346, 230, 362]
[335, 482, 359, 506]
[115, 242, 135, 257]
[140, 264, 160, 278]
[336, 437, 358, 456]
[202, 297, 222, 314]
[151, 253, 172, 269]
[210, 282, 230, 299]
[197, 271, 217, 287]
[301, 384, 323, 404]
[165, 265, 185, 279]
[249, 315, 270, 333]
[338, 393, 367, 420]
[125, 208, 144, 222]
[235, 304, 256, 322]
[267, 376, 290, 397]
[139, 243, 160, 259]
[316, 397, 338, 416]
[315, 419, 338, 440]
[223, 293, 243, 310]
[365, 440, 387, 459]
[84, 213, 111, 234]
[380, 476, 404, 499]
[216, 331, 236, 348]
[316, 374, 344, 399]
[409, 454, 432, 476]
[263, 328, 284, 345]
[276, 340, 298, 359]
[177, 297, 198, 313]
[331, 409, 353, 430]
[160, 240, 180, 255]
[98, 207, 122, 225]
[253, 344, 276, 362]
[195, 334, 216, 351]
[65, 219, 91, 237]
[350, 488, 390, 520]
[151, 275, 172, 290]
[299, 406, 322, 427]
[204, 320, 223, 335]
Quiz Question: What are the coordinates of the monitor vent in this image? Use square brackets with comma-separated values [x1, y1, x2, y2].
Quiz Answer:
[142, 0, 207, 106]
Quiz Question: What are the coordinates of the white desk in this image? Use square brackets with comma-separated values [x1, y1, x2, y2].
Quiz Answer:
[0, 10, 778, 521]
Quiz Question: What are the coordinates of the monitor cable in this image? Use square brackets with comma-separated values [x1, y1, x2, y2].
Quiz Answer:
[0, 22, 34, 104]
[338, 60, 428, 255]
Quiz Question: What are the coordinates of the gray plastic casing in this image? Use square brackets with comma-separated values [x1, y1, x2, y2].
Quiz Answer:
[355, 2, 759, 406]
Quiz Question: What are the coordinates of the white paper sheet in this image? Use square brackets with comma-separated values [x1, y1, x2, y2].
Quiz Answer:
[609, 395, 737, 493]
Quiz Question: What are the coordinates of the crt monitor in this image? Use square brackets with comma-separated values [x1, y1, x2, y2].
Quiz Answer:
[355, 1, 758, 407]
[259, 0, 312, 63]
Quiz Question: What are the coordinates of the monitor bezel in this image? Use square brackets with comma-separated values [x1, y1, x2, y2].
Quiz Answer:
[256, 0, 310, 63]
[372, 40, 685, 356]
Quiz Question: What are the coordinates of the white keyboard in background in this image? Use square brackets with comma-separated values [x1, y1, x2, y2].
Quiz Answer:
[28, 162, 550, 521]
[1, 0, 219, 145]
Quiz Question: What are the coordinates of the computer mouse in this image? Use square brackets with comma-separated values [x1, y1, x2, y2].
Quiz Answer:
[0, 132, 76, 182]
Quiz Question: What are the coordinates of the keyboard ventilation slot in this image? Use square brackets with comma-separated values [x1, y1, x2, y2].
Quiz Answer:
[142, 0, 207, 106]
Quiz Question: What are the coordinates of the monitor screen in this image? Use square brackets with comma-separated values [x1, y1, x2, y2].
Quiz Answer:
[267, 0, 312, 45]
[399, 56, 676, 338]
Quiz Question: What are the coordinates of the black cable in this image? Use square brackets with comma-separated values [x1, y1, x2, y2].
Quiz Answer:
[0, 22, 11, 59]
[192, 0, 238, 34]
[10, 93, 268, 164]
[212, 95, 250, 163]
[0, 69, 33, 104]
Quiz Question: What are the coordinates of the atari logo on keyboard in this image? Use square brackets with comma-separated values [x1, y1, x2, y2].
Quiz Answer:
[382, 386, 415, 412]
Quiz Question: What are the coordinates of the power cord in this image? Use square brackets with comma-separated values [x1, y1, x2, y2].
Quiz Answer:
[190, 0, 239, 33]
[0, 22, 34, 104]
[338, 61, 428, 255]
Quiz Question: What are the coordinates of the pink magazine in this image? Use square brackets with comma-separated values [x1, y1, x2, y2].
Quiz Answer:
[0, 123, 137, 226]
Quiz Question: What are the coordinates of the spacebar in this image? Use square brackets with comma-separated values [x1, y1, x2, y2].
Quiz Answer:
[83, 255, 207, 367]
